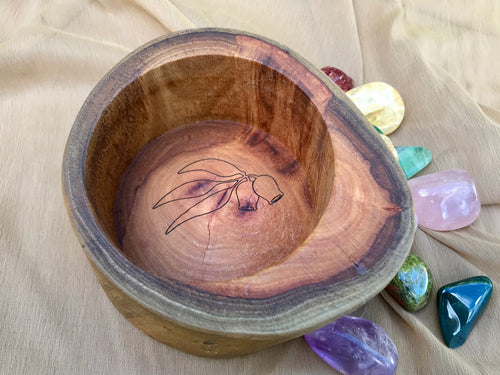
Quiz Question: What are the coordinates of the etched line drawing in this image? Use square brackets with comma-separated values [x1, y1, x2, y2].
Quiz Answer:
[152, 158, 284, 235]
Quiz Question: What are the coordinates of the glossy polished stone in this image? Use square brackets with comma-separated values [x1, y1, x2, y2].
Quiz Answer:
[395, 146, 432, 179]
[321, 66, 354, 92]
[437, 276, 493, 348]
[346, 82, 405, 135]
[386, 254, 433, 311]
[409, 169, 481, 231]
[304, 316, 398, 375]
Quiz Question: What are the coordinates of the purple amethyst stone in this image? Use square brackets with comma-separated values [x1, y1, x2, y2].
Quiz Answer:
[304, 316, 398, 375]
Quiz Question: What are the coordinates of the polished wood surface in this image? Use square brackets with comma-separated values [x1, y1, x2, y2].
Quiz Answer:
[64, 29, 414, 356]
[114, 121, 319, 295]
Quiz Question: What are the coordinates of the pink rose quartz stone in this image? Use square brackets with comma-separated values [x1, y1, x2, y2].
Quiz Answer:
[408, 169, 480, 231]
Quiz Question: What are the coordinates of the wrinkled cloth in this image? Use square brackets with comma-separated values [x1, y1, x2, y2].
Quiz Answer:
[1, 1, 499, 374]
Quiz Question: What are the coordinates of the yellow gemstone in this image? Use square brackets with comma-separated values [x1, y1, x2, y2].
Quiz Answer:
[346, 82, 405, 135]
[380, 134, 398, 160]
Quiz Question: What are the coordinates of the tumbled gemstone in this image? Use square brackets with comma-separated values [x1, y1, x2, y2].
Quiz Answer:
[437, 276, 493, 348]
[304, 316, 398, 375]
[321, 66, 354, 92]
[395, 146, 432, 179]
[408, 169, 481, 231]
[386, 254, 433, 311]
[346, 82, 405, 135]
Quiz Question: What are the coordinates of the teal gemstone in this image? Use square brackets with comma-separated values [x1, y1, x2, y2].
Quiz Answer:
[437, 276, 493, 349]
[395, 146, 432, 179]
[386, 254, 432, 312]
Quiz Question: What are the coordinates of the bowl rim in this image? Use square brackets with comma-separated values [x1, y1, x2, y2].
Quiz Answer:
[63, 28, 414, 338]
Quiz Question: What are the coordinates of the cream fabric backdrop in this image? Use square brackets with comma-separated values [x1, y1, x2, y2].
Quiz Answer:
[1, 1, 499, 374]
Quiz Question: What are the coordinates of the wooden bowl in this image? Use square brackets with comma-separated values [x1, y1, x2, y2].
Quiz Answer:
[63, 29, 414, 357]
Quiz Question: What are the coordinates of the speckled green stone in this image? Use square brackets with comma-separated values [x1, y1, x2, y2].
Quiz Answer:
[386, 254, 433, 312]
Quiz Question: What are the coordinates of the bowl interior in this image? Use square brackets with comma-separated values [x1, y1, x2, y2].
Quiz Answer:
[66, 31, 414, 341]
[84, 53, 334, 293]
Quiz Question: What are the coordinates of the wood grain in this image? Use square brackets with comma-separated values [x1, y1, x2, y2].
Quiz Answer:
[63, 29, 414, 356]
[114, 121, 318, 291]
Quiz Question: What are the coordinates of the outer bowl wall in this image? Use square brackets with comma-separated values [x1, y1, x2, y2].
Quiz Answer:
[63, 28, 414, 357]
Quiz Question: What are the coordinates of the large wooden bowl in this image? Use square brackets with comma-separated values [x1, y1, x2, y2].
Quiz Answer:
[63, 29, 414, 357]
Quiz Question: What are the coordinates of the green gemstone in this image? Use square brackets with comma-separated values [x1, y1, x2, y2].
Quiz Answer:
[385, 254, 433, 312]
[395, 146, 432, 179]
[437, 276, 493, 348]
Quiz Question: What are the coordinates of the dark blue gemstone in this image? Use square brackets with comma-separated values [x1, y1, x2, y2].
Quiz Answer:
[437, 276, 493, 348]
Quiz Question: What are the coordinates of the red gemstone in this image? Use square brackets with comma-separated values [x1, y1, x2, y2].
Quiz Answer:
[321, 66, 354, 92]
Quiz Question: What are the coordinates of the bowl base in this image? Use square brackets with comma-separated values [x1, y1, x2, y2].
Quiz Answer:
[114, 120, 316, 294]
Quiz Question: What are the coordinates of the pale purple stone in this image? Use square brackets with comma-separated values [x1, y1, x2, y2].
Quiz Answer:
[304, 316, 398, 375]
[408, 169, 480, 231]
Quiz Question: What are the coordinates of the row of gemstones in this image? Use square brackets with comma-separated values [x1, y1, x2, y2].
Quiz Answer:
[303, 68, 493, 375]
